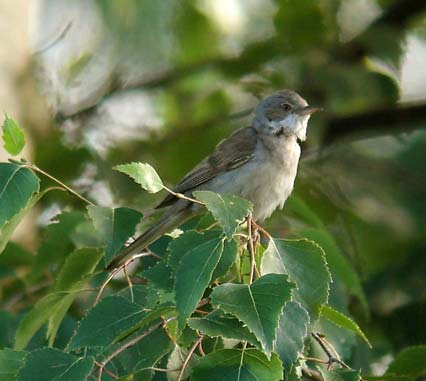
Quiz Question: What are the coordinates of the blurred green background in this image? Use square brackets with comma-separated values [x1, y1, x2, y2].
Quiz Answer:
[1, 0, 426, 376]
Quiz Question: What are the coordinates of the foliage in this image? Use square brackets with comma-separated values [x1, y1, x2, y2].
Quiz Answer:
[1, 1, 426, 380]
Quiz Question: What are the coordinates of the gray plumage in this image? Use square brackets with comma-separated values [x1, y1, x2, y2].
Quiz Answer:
[112, 89, 320, 266]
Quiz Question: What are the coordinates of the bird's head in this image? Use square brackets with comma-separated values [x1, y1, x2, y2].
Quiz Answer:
[253, 90, 321, 141]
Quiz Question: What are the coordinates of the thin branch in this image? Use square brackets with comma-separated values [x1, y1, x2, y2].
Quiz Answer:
[311, 332, 351, 371]
[163, 185, 204, 205]
[96, 316, 176, 381]
[95, 252, 152, 305]
[177, 335, 204, 381]
[24, 163, 94, 205]
[247, 213, 257, 284]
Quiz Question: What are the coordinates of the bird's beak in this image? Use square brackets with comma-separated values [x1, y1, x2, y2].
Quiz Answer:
[296, 105, 323, 116]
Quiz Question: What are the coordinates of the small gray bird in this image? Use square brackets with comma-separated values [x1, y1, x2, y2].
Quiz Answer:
[113, 90, 320, 265]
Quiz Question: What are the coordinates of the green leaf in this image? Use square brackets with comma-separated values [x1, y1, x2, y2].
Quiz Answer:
[211, 238, 238, 280]
[275, 301, 310, 373]
[113, 162, 163, 193]
[188, 309, 260, 346]
[0, 188, 44, 255]
[17, 348, 93, 381]
[35, 211, 87, 272]
[174, 231, 224, 328]
[142, 261, 174, 293]
[261, 239, 331, 319]
[0, 163, 39, 229]
[210, 273, 294, 357]
[320, 305, 371, 347]
[299, 228, 367, 310]
[386, 345, 426, 378]
[194, 191, 253, 239]
[321, 369, 361, 381]
[68, 295, 148, 350]
[15, 248, 103, 349]
[119, 328, 173, 378]
[87, 206, 143, 265]
[168, 230, 221, 269]
[1, 115, 25, 155]
[191, 349, 283, 381]
[0, 349, 26, 381]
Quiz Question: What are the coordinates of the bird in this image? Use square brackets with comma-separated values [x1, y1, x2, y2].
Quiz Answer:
[111, 89, 321, 266]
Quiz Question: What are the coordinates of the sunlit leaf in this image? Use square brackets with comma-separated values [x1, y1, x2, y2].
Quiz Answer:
[320, 305, 371, 347]
[113, 162, 163, 193]
[210, 273, 294, 357]
[194, 191, 253, 239]
[1, 115, 25, 156]
[261, 239, 331, 319]
[321, 368, 361, 381]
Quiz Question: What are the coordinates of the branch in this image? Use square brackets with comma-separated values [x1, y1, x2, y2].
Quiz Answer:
[321, 103, 426, 146]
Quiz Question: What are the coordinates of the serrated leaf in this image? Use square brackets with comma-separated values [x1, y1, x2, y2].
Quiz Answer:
[168, 230, 221, 269]
[320, 368, 361, 381]
[174, 231, 224, 329]
[15, 248, 103, 349]
[114, 162, 163, 193]
[0, 187, 44, 255]
[87, 206, 143, 265]
[142, 261, 174, 293]
[119, 328, 173, 379]
[68, 296, 148, 350]
[261, 239, 331, 319]
[0, 163, 39, 229]
[167, 345, 199, 381]
[299, 228, 367, 310]
[211, 238, 238, 280]
[386, 345, 426, 378]
[0, 348, 26, 381]
[275, 301, 310, 373]
[210, 273, 294, 357]
[320, 305, 371, 347]
[17, 348, 93, 381]
[189, 309, 260, 346]
[1, 115, 25, 155]
[191, 349, 283, 381]
[194, 191, 253, 239]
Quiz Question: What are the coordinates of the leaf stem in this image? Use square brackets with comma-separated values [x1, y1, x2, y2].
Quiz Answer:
[24, 163, 94, 205]
[177, 334, 204, 381]
[163, 185, 204, 205]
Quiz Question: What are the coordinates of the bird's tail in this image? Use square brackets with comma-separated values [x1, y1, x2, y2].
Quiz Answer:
[108, 204, 193, 268]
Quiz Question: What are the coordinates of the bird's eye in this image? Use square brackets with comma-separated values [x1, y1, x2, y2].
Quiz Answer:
[281, 103, 292, 111]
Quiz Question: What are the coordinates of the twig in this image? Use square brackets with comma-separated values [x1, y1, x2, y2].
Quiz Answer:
[96, 316, 176, 381]
[246, 213, 259, 283]
[24, 163, 94, 206]
[311, 332, 351, 371]
[163, 185, 204, 206]
[93, 360, 118, 379]
[302, 367, 324, 381]
[94, 252, 152, 305]
[177, 335, 204, 381]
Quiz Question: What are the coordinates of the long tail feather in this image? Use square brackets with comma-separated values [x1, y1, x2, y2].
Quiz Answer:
[109, 205, 193, 268]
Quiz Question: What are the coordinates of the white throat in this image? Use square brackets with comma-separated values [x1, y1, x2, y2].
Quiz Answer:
[268, 113, 310, 141]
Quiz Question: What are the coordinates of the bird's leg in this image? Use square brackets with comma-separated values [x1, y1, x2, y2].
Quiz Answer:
[246, 212, 260, 283]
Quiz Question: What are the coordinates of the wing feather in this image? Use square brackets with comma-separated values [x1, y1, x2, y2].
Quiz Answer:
[156, 127, 258, 208]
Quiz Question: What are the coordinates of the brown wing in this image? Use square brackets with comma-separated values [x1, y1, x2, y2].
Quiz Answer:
[156, 127, 258, 208]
